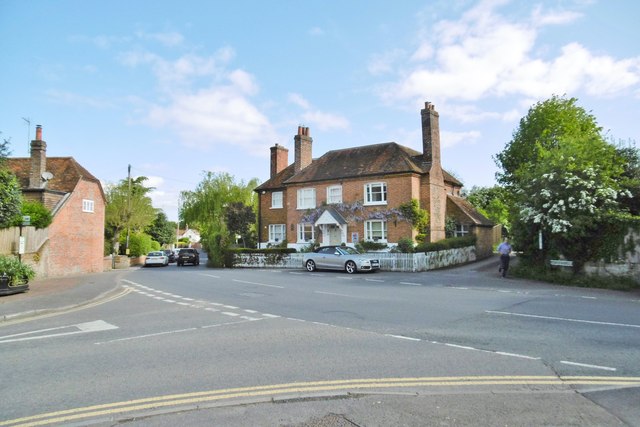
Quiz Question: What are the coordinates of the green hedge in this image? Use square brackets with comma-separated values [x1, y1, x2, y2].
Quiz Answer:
[415, 235, 476, 253]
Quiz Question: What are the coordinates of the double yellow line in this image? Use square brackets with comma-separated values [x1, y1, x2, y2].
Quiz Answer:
[3, 376, 640, 426]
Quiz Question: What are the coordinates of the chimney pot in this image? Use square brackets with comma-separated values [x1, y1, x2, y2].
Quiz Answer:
[35, 125, 42, 141]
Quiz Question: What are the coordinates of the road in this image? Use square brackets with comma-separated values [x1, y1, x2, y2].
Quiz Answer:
[1, 258, 639, 426]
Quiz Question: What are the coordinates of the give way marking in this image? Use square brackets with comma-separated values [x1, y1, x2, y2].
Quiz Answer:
[0, 320, 118, 344]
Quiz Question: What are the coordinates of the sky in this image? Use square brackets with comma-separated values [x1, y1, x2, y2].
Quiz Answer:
[1, 0, 639, 222]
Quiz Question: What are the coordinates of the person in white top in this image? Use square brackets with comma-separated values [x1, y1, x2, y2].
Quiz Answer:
[497, 237, 512, 278]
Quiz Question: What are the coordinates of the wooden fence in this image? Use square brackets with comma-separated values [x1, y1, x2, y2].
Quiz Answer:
[0, 227, 49, 255]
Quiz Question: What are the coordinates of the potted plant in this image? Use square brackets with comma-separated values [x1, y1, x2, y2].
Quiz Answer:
[0, 255, 35, 295]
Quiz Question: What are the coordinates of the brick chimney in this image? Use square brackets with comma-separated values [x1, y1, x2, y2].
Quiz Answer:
[421, 102, 441, 166]
[29, 125, 47, 188]
[270, 143, 289, 179]
[294, 126, 312, 173]
[421, 103, 446, 242]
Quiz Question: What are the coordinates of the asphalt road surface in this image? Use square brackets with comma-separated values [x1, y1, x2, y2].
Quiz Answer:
[2, 258, 639, 426]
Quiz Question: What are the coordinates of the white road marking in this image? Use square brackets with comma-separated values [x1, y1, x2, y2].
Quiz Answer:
[495, 351, 541, 360]
[561, 361, 616, 371]
[386, 334, 421, 342]
[232, 279, 284, 289]
[365, 278, 384, 282]
[486, 310, 640, 328]
[314, 291, 356, 298]
[400, 282, 422, 286]
[0, 320, 118, 344]
[200, 274, 220, 279]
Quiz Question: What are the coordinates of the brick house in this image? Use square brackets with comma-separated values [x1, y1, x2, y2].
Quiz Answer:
[6, 125, 106, 277]
[255, 102, 497, 257]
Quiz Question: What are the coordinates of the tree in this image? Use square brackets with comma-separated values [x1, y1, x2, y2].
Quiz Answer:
[495, 95, 602, 188]
[465, 186, 510, 232]
[145, 211, 176, 246]
[0, 135, 22, 228]
[11, 200, 52, 229]
[224, 202, 255, 247]
[181, 172, 259, 252]
[105, 176, 157, 254]
[496, 96, 636, 273]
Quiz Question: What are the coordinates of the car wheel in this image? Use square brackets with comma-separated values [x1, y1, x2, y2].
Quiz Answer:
[305, 260, 316, 272]
[345, 261, 357, 274]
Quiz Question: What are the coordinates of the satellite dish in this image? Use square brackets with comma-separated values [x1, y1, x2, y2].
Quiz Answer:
[42, 171, 54, 181]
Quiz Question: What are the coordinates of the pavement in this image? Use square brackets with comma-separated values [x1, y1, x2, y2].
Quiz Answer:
[0, 267, 127, 322]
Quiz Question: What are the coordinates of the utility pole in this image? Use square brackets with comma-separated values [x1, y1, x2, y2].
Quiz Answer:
[21, 117, 30, 155]
[125, 164, 131, 255]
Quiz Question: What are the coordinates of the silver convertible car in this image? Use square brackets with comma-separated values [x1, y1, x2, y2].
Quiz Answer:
[303, 246, 380, 274]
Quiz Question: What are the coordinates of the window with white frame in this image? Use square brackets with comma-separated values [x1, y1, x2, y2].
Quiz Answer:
[455, 224, 469, 237]
[364, 182, 387, 205]
[326, 185, 342, 204]
[268, 224, 286, 242]
[271, 191, 283, 209]
[297, 188, 316, 209]
[297, 223, 315, 242]
[364, 220, 387, 242]
[82, 199, 94, 213]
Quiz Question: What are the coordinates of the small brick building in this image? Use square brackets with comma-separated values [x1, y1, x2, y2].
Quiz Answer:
[255, 102, 497, 257]
[6, 126, 106, 277]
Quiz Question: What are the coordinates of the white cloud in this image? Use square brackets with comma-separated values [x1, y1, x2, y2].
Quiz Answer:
[288, 93, 311, 109]
[441, 130, 481, 148]
[287, 93, 350, 131]
[136, 31, 185, 47]
[301, 111, 350, 131]
[45, 89, 113, 108]
[376, 1, 640, 109]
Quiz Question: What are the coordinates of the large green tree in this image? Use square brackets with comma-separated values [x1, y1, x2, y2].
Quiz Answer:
[224, 201, 256, 247]
[495, 95, 602, 189]
[496, 96, 637, 272]
[105, 176, 157, 254]
[0, 135, 22, 228]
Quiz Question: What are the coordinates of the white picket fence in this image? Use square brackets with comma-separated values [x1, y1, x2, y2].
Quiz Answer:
[234, 246, 476, 272]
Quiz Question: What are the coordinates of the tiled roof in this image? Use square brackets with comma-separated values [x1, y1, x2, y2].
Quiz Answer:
[255, 142, 463, 190]
[5, 157, 105, 200]
[447, 194, 494, 226]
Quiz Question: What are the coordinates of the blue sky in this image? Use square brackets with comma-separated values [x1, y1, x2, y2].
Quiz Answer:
[1, 0, 638, 221]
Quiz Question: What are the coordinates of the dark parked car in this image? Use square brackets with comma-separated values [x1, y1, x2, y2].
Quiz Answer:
[177, 248, 200, 266]
[163, 249, 176, 263]
[303, 246, 380, 274]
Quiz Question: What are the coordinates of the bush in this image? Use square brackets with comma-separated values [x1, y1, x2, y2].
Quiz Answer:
[356, 241, 388, 252]
[395, 237, 415, 253]
[119, 232, 159, 257]
[415, 235, 476, 253]
[11, 200, 52, 229]
[0, 255, 35, 285]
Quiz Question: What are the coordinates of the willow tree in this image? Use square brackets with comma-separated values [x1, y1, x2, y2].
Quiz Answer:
[180, 172, 259, 255]
[105, 176, 157, 254]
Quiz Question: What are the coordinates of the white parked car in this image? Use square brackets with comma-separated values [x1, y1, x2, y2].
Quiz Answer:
[303, 246, 380, 274]
[144, 251, 169, 267]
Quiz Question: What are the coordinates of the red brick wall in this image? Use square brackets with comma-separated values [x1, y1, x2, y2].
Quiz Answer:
[258, 190, 288, 243]
[47, 179, 105, 276]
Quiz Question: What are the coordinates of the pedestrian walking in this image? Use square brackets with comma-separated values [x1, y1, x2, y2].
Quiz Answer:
[497, 237, 512, 278]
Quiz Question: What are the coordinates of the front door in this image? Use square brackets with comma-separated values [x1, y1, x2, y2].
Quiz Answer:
[328, 225, 342, 245]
